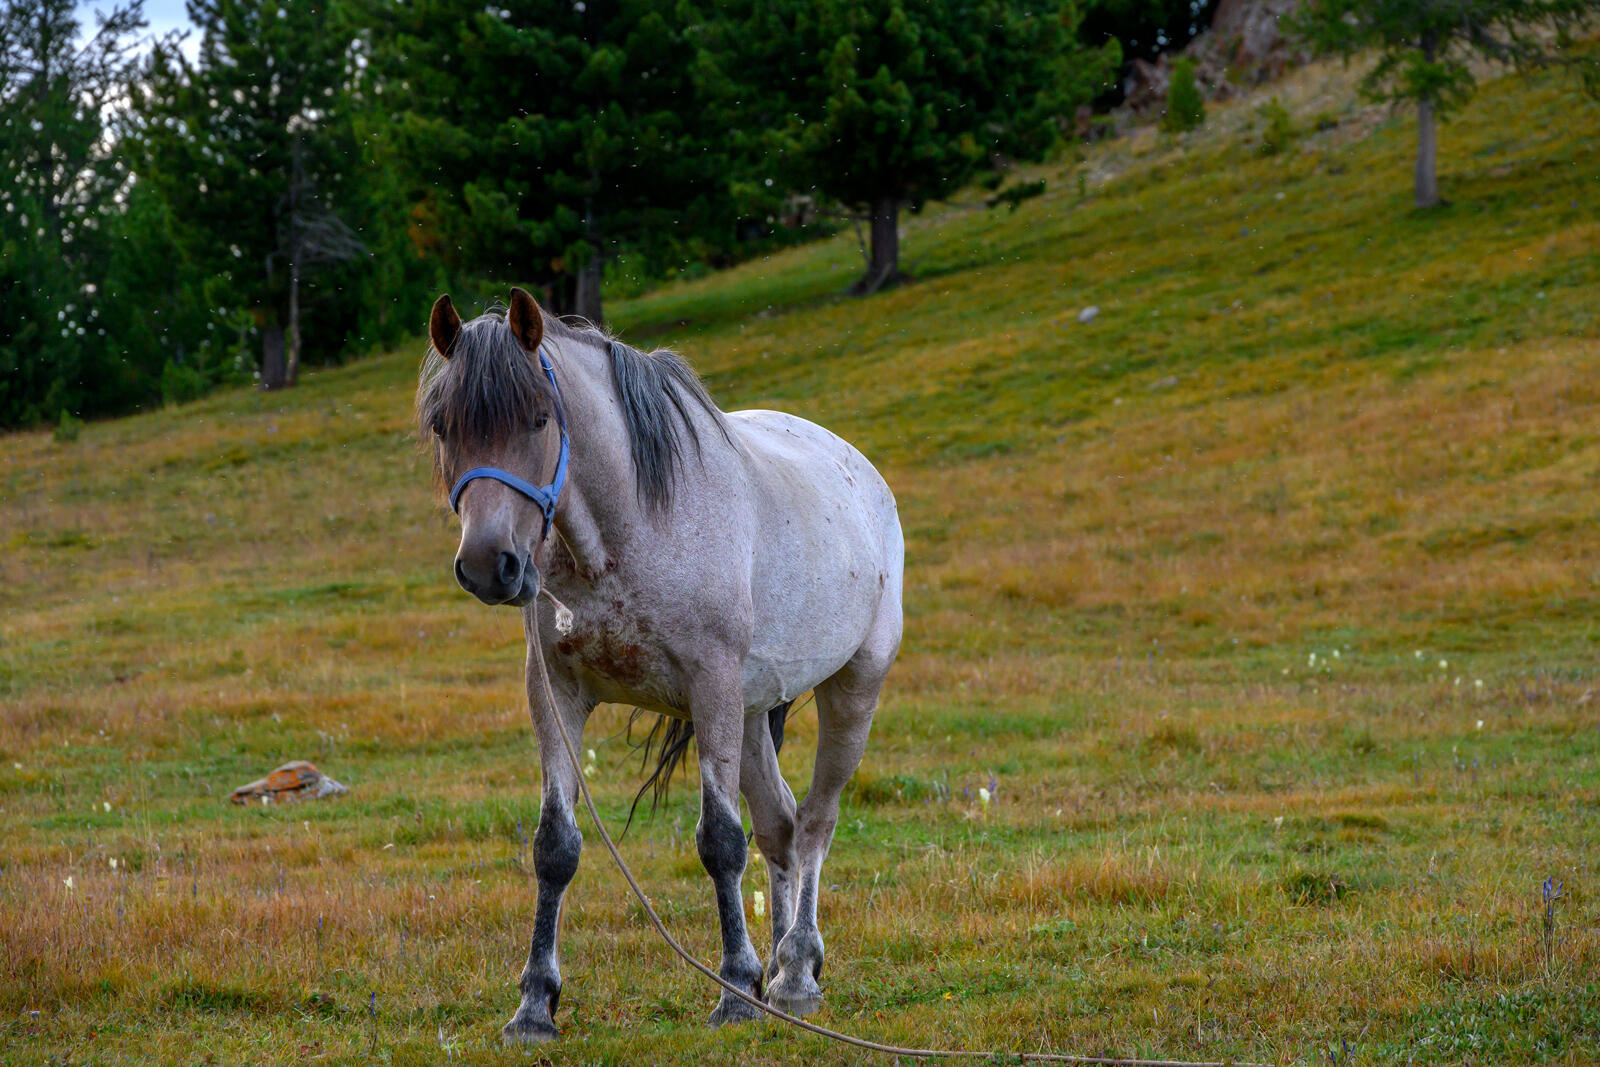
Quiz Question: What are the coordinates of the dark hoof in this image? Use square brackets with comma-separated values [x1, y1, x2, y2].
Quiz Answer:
[501, 1008, 559, 1045]
[708, 991, 764, 1027]
[766, 971, 823, 1018]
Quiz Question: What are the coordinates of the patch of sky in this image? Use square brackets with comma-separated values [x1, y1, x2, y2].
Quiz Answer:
[75, 0, 200, 62]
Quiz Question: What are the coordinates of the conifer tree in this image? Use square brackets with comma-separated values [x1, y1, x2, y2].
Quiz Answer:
[1291, 0, 1600, 208]
[708, 0, 1119, 295]
[0, 0, 147, 425]
[135, 0, 364, 389]
[368, 0, 732, 325]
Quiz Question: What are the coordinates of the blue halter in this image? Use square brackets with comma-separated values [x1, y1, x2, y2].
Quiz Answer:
[448, 349, 570, 541]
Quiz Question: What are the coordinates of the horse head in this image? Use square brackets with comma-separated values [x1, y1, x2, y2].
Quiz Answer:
[419, 287, 567, 607]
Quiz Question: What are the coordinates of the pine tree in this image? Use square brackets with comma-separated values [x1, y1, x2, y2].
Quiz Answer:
[1162, 55, 1205, 133]
[134, 0, 365, 389]
[367, 0, 733, 325]
[709, 0, 1120, 295]
[0, 0, 147, 425]
[1291, 0, 1600, 208]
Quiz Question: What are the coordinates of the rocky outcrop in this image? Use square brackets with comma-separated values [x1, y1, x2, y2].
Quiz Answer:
[1204, 0, 1308, 84]
[1120, 0, 1307, 117]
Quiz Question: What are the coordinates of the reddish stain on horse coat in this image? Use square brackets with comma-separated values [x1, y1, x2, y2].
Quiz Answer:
[555, 627, 649, 686]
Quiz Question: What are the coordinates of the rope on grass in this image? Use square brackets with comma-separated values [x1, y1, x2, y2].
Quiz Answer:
[530, 597, 1267, 1067]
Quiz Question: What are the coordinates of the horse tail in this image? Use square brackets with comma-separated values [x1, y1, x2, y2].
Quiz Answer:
[767, 699, 793, 755]
[621, 700, 794, 834]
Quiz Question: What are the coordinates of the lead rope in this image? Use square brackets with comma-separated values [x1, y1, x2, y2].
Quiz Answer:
[529, 595, 1264, 1067]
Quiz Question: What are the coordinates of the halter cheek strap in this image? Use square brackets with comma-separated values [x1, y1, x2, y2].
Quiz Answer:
[448, 350, 570, 541]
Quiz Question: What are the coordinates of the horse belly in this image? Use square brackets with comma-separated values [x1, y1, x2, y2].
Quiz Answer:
[730, 410, 898, 712]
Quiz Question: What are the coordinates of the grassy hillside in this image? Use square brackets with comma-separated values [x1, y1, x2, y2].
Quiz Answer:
[3, 52, 1599, 1065]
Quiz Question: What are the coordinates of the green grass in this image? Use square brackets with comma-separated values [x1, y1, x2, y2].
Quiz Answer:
[4, 51, 1600, 1065]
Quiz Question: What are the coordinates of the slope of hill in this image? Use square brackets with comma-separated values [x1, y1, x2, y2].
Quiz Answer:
[2, 52, 1598, 1064]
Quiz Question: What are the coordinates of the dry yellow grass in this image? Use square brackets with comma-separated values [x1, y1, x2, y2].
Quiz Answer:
[3, 49, 1600, 1066]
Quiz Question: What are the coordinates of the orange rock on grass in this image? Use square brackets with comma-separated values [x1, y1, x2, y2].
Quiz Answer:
[229, 760, 348, 804]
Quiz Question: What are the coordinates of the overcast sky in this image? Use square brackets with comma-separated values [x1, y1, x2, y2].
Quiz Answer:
[76, 0, 198, 60]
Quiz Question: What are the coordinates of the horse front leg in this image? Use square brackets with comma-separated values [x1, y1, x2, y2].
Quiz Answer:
[692, 674, 767, 1027]
[503, 651, 591, 1044]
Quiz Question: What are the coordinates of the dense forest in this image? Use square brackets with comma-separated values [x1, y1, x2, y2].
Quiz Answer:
[0, 0, 1161, 428]
[7, 0, 1591, 429]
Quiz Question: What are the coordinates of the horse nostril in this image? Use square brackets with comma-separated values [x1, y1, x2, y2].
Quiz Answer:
[497, 551, 523, 588]
[455, 558, 470, 590]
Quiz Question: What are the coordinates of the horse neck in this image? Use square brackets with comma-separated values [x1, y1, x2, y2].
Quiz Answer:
[544, 331, 641, 579]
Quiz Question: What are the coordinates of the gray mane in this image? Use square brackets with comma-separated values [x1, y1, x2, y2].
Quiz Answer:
[546, 317, 731, 513]
[416, 307, 563, 487]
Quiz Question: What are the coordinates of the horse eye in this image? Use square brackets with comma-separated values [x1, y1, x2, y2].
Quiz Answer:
[431, 418, 444, 437]
[533, 413, 549, 431]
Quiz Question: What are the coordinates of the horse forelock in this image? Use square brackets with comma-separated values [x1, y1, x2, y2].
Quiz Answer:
[416, 308, 563, 490]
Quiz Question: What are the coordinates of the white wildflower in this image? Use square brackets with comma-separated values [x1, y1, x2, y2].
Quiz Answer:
[753, 891, 766, 918]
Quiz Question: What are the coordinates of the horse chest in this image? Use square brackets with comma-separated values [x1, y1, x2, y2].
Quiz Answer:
[547, 596, 684, 712]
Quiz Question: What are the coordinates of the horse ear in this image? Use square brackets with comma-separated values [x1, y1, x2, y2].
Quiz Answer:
[429, 294, 461, 359]
[507, 286, 545, 355]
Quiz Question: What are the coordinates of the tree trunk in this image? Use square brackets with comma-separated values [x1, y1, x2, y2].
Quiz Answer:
[853, 197, 903, 295]
[285, 255, 302, 386]
[284, 133, 303, 387]
[260, 320, 287, 391]
[573, 253, 603, 326]
[1415, 98, 1439, 209]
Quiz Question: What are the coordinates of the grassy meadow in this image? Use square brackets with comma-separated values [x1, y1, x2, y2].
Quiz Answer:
[4, 53, 1600, 1065]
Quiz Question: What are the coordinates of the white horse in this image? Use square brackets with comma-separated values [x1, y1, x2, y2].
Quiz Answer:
[418, 288, 904, 1041]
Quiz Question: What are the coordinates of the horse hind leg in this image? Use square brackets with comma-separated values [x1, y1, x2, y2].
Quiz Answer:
[767, 659, 888, 1017]
[740, 702, 799, 985]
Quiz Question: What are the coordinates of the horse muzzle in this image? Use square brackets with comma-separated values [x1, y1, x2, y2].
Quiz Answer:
[455, 550, 540, 607]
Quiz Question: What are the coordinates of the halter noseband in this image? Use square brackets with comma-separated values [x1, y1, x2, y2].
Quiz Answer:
[447, 348, 570, 541]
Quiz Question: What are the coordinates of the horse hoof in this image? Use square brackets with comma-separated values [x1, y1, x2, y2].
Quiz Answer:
[501, 1014, 559, 1044]
[766, 973, 823, 1018]
[708, 992, 763, 1028]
